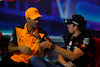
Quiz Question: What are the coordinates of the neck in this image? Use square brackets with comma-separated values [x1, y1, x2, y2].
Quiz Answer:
[73, 31, 82, 37]
[27, 22, 35, 33]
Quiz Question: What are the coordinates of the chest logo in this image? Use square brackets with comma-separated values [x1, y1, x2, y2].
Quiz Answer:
[20, 36, 24, 38]
[75, 42, 78, 45]
[69, 41, 72, 46]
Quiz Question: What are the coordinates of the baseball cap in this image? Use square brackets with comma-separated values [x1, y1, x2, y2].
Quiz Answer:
[64, 14, 87, 27]
[25, 7, 42, 20]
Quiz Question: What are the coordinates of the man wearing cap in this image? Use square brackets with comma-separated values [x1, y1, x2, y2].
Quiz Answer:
[30, 14, 95, 67]
[0, 7, 49, 67]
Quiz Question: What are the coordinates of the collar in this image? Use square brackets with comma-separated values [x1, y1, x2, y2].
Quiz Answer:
[72, 31, 85, 40]
[24, 23, 39, 35]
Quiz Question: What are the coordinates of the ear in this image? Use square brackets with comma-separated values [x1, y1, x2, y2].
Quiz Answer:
[74, 25, 78, 31]
[26, 18, 30, 22]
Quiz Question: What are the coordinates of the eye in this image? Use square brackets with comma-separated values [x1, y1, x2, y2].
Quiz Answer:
[35, 18, 39, 20]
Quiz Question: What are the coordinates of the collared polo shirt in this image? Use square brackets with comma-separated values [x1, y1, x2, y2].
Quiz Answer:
[9, 23, 47, 64]
[64, 31, 95, 67]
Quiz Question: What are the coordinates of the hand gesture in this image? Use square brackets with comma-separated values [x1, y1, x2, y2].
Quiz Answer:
[64, 61, 76, 67]
[40, 37, 52, 49]
[18, 46, 32, 55]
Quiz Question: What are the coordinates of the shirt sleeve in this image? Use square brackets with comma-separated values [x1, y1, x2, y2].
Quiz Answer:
[9, 29, 18, 46]
[77, 37, 90, 52]
[40, 32, 48, 43]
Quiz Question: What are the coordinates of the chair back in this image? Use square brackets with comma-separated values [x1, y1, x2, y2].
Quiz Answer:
[92, 37, 100, 67]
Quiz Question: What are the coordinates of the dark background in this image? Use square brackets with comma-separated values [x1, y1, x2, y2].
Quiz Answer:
[0, 0, 100, 36]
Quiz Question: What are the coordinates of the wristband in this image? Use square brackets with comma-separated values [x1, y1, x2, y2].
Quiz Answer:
[51, 43, 55, 49]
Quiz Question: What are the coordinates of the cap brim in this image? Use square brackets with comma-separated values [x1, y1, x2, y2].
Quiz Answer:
[64, 19, 73, 24]
[30, 14, 43, 20]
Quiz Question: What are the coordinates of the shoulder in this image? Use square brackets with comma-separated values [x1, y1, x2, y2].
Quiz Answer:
[80, 31, 92, 40]
[16, 24, 25, 29]
[38, 27, 47, 34]
[79, 31, 94, 47]
[12, 24, 25, 35]
[83, 32, 93, 41]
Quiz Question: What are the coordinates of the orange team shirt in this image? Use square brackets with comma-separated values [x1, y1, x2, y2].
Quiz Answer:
[9, 23, 46, 64]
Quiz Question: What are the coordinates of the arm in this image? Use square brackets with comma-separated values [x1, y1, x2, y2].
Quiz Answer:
[33, 33, 49, 58]
[54, 45, 84, 61]
[8, 43, 19, 53]
[8, 43, 32, 55]
[38, 36, 49, 58]
[37, 43, 47, 58]
[8, 29, 19, 53]
[8, 28, 32, 55]
[57, 55, 67, 65]
[40, 37, 84, 61]
[58, 55, 76, 67]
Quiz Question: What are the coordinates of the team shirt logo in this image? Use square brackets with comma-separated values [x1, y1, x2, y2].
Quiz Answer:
[10, 36, 14, 42]
[67, 41, 72, 50]
[83, 38, 89, 45]
[75, 42, 78, 45]
[69, 41, 72, 46]
[79, 38, 89, 50]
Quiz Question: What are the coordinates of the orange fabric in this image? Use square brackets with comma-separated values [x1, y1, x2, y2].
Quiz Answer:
[25, 7, 42, 20]
[10, 23, 44, 64]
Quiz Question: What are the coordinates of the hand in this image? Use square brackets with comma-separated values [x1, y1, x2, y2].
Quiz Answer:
[64, 61, 76, 67]
[18, 46, 32, 55]
[40, 37, 52, 49]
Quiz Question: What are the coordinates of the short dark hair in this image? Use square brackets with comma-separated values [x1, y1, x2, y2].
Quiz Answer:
[78, 26, 86, 32]
[73, 24, 86, 32]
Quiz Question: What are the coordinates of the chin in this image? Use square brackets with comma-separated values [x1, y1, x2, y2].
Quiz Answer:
[34, 26, 38, 29]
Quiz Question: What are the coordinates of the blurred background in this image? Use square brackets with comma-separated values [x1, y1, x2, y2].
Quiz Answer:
[0, 0, 100, 36]
[0, 0, 100, 63]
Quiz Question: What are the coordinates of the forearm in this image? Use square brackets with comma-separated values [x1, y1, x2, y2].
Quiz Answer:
[38, 44, 47, 58]
[8, 44, 19, 53]
[54, 45, 76, 61]
[40, 38, 82, 61]
[57, 55, 67, 65]
[38, 36, 48, 58]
